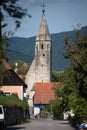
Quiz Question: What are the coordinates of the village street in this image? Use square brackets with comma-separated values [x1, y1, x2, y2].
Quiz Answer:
[6, 119, 76, 130]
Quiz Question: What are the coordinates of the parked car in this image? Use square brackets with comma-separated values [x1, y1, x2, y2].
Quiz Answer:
[0, 105, 5, 129]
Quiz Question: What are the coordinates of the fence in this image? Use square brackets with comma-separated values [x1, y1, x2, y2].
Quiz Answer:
[4, 106, 30, 126]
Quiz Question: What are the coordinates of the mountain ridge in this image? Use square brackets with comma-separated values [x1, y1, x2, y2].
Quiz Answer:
[7, 26, 87, 71]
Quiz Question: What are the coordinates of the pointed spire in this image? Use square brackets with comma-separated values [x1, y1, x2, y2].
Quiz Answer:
[36, 0, 51, 41]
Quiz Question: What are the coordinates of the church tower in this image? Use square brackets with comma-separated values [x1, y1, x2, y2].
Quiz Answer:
[35, 4, 51, 82]
[25, 3, 52, 116]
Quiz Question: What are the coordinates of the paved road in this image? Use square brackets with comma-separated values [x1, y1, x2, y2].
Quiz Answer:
[6, 119, 76, 130]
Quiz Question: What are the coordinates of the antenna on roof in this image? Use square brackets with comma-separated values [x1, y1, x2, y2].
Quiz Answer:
[42, 0, 46, 15]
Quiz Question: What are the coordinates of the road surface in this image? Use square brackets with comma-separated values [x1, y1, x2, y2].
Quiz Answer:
[6, 119, 76, 130]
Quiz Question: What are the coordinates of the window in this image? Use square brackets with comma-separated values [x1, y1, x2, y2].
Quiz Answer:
[47, 44, 49, 49]
[4, 92, 11, 96]
[41, 44, 43, 49]
[43, 54, 45, 56]
[0, 107, 2, 114]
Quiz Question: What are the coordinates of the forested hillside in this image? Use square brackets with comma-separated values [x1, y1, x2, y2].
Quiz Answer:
[7, 26, 87, 71]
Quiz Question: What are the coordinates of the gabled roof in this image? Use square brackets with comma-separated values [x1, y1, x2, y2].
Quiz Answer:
[3, 70, 27, 88]
[34, 82, 62, 105]
[2, 60, 27, 88]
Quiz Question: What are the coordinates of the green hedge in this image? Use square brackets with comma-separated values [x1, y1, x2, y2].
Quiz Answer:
[0, 92, 29, 110]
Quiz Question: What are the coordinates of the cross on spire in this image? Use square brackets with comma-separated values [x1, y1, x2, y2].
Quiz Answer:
[42, 0, 46, 15]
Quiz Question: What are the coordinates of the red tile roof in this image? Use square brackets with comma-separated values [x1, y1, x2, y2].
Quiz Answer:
[34, 82, 62, 105]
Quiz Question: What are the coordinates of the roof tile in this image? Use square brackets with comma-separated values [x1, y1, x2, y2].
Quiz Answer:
[34, 82, 62, 105]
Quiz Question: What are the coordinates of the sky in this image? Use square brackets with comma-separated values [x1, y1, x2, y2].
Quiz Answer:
[3, 0, 87, 38]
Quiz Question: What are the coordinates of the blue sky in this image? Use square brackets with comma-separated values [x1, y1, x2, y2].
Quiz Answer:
[3, 0, 87, 38]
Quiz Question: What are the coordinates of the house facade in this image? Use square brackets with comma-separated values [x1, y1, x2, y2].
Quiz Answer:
[0, 60, 27, 100]
[33, 82, 62, 117]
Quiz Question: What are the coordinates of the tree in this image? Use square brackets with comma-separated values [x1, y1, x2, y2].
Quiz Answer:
[52, 30, 87, 126]
[49, 100, 63, 120]
[63, 31, 87, 126]
[0, 0, 31, 85]
[52, 71, 64, 82]
[11, 60, 29, 76]
[65, 32, 87, 98]
[0, 37, 9, 85]
[0, 0, 31, 37]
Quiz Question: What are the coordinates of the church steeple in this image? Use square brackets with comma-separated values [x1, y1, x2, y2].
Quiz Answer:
[25, 1, 52, 114]
[35, 2, 52, 82]
[36, 1, 51, 41]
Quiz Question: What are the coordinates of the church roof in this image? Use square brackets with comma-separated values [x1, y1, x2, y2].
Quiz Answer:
[34, 82, 62, 105]
[36, 13, 51, 41]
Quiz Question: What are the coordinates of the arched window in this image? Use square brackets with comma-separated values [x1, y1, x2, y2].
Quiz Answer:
[36, 45, 38, 50]
[47, 44, 49, 49]
[41, 44, 43, 49]
[43, 54, 45, 56]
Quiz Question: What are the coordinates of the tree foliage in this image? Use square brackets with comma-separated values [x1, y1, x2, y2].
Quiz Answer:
[52, 71, 64, 82]
[0, 37, 9, 85]
[0, 0, 30, 85]
[0, 0, 31, 36]
[63, 31, 87, 126]
[11, 60, 29, 75]
[49, 100, 63, 119]
[52, 30, 87, 126]
[65, 32, 87, 98]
